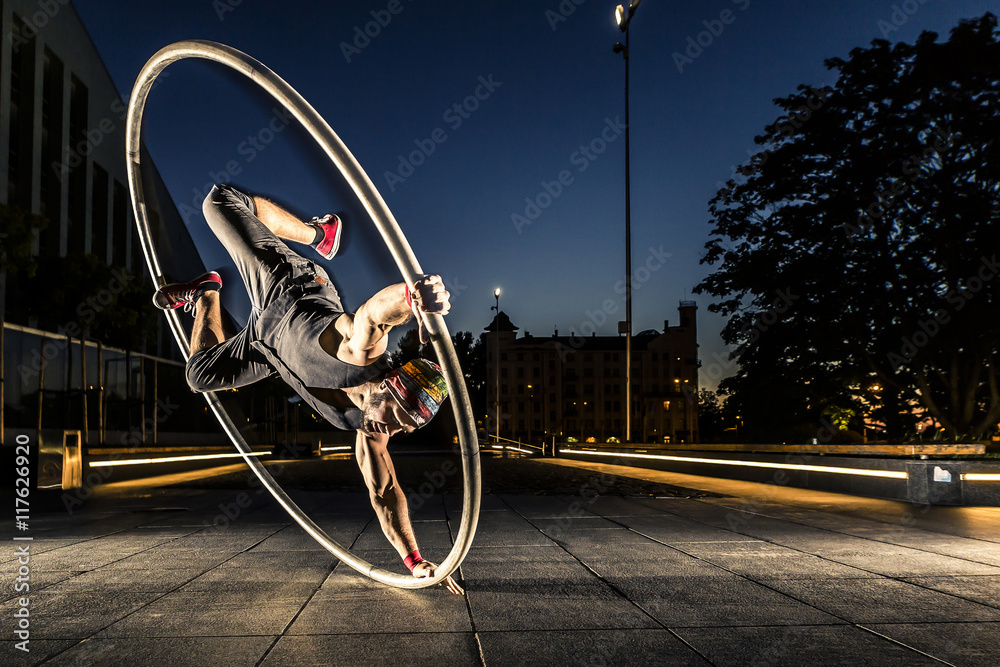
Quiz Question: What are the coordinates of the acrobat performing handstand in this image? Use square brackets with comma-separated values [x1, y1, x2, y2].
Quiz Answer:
[152, 183, 462, 594]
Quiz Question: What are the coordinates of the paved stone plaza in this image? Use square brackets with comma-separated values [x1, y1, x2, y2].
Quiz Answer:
[3, 458, 999, 666]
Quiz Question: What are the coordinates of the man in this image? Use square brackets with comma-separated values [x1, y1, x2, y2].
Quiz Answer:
[153, 183, 462, 594]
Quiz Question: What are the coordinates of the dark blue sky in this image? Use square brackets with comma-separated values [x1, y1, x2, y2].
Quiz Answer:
[74, 0, 997, 388]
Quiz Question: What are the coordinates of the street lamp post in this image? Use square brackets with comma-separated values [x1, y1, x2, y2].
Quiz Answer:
[614, 0, 641, 443]
[492, 287, 502, 445]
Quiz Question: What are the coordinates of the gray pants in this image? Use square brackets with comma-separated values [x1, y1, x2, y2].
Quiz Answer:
[185, 184, 334, 392]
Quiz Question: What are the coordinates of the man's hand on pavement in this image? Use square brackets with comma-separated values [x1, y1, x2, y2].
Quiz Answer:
[412, 560, 464, 595]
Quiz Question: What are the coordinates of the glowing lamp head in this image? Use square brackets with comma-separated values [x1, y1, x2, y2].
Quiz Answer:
[615, 4, 626, 28]
[494, 287, 502, 298]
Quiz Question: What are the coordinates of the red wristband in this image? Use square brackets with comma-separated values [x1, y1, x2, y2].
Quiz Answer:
[403, 550, 424, 572]
[404, 285, 413, 308]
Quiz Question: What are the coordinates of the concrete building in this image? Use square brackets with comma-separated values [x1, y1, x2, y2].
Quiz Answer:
[1, 0, 204, 323]
[0, 0, 215, 448]
[485, 301, 700, 445]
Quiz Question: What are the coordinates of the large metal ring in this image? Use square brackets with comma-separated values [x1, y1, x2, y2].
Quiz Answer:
[125, 40, 480, 588]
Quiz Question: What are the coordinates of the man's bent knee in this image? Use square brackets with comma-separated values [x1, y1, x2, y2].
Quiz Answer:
[204, 183, 257, 217]
[185, 367, 212, 394]
[186, 352, 226, 393]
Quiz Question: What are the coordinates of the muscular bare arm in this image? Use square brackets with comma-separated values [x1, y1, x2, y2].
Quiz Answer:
[354, 430, 463, 594]
[343, 275, 451, 361]
[343, 283, 412, 361]
[355, 429, 417, 555]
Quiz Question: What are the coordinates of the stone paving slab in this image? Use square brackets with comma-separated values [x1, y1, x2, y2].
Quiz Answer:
[865, 622, 1000, 667]
[468, 587, 661, 633]
[0, 590, 164, 639]
[42, 567, 203, 593]
[287, 588, 472, 635]
[260, 633, 481, 666]
[45, 636, 276, 666]
[4, 458, 1000, 665]
[765, 577, 1000, 624]
[93, 594, 304, 638]
[899, 575, 1000, 609]
[620, 575, 845, 628]
[611, 513, 763, 543]
[667, 540, 880, 580]
[478, 629, 710, 667]
[674, 625, 944, 667]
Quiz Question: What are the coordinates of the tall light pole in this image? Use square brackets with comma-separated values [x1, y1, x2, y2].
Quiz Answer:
[614, 0, 641, 443]
[492, 287, 502, 444]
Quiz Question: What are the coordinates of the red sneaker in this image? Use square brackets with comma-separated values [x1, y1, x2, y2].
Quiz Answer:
[152, 271, 222, 313]
[307, 214, 343, 260]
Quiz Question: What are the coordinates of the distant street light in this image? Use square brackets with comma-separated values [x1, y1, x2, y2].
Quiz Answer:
[492, 287, 502, 444]
[613, 0, 642, 442]
[614, 0, 641, 31]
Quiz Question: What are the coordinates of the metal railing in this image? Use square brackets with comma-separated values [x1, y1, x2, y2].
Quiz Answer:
[483, 434, 544, 456]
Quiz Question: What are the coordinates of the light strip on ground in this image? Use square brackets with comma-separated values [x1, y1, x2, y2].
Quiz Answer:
[490, 444, 533, 454]
[89, 452, 270, 467]
[320, 446, 352, 452]
[963, 473, 1000, 481]
[559, 449, 908, 479]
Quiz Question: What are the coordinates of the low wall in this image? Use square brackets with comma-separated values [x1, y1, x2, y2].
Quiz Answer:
[557, 445, 1000, 506]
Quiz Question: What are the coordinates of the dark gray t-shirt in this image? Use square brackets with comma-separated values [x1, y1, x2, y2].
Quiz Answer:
[250, 283, 390, 430]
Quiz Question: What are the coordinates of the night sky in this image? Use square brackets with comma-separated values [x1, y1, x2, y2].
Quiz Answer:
[72, 0, 997, 388]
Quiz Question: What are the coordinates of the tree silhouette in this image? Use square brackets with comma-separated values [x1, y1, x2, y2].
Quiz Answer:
[0, 203, 48, 279]
[26, 251, 159, 351]
[696, 14, 1000, 440]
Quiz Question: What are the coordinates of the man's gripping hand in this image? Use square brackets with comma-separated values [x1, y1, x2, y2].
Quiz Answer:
[412, 560, 464, 595]
[408, 275, 451, 344]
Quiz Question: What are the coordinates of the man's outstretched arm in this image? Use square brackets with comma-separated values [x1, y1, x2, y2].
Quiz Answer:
[354, 430, 464, 594]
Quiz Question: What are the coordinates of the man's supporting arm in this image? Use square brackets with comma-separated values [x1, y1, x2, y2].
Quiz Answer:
[354, 430, 464, 594]
[355, 429, 418, 556]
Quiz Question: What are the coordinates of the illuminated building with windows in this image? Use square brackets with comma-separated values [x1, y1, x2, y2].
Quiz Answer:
[485, 301, 700, 444]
